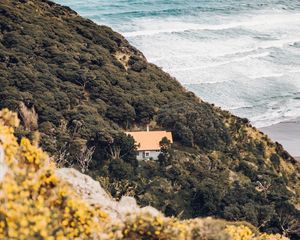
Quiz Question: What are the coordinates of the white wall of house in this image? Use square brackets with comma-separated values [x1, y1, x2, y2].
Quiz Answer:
[136, 150, 161, 160]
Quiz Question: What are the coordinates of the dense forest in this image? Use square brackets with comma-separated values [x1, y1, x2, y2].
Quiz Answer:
[0, 0, 299, 238]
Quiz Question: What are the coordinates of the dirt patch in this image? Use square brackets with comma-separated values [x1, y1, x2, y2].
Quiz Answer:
[114, 51, 131, 70]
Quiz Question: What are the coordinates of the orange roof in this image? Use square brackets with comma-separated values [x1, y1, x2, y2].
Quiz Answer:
[125, 131, 173, 151]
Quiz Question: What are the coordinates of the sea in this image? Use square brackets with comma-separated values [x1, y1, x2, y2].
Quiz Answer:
[54, 0, 300, 128]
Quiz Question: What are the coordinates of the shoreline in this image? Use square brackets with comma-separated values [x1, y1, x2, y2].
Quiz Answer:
[259, 119, 300, 159]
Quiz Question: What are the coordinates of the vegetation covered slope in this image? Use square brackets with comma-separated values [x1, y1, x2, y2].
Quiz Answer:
[0, 108, 289, 240]
[0, 0, 299, 238]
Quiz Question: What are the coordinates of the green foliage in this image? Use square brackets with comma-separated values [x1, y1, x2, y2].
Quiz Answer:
[157, 101, 231, 150]
[236, 161, 257, 181]
[91, 132, 138, 167]
[1, 1, 300, 239]
[191, 178, 226, 216]
[108, 160, 135, 181]
[270, 154, 280, 168]
[158, 137, 172, 166]
[128, 55, 147, 72]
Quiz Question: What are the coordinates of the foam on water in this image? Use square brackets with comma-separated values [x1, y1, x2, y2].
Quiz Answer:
[55, 0, 300, 128]
[122, 12, 300, 37]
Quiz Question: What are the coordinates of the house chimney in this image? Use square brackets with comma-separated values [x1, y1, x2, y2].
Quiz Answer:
[146, 125, 149, 132]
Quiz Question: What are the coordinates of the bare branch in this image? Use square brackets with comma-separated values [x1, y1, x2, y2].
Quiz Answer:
[76, 145, 95, 173]
[108, 145, 121, 160]
[18, 102, 38, 131]
[56, 143, 72, 168]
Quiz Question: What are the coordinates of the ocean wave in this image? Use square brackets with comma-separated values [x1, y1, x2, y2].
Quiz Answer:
[148, 38, 300, 66]
[235, 95, 300, 127]
[165, 52, 270, 72]
[123, 12, 300, 37]
[251, 114, 300, 128]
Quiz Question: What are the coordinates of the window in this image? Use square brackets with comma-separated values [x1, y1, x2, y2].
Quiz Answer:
[145, 152, 150, 157]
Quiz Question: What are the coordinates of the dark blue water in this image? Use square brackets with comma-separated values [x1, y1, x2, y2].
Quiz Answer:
[55, 0, 300, 127]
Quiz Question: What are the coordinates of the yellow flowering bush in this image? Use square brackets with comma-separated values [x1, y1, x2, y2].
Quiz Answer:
[121, 212, 188, 240]
[225, 225, 255, 240]
[0, 109, 290, 240]
[225, 225, 289, 240]
[0, 109, 111, 240]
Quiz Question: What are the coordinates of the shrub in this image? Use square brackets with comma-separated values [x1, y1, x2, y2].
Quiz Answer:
[270, 154, 280, 168]
[121, 213, 188, 240]
[109, 160, 135, 181]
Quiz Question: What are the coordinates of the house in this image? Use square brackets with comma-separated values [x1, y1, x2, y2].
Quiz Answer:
[126, 129, 173, 160]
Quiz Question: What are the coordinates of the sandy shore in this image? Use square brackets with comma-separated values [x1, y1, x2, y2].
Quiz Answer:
[260, 120, 300, 159]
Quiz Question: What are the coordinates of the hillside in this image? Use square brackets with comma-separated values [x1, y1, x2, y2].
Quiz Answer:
[0, 108, 289, 239]
[0, 0, 299, 238]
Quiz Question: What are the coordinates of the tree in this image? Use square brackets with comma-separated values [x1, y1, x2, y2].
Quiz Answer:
[108, 134, 137, 164]
[191, 178, 224, 216]
[276, 204, 300, 238]
[105, 104, 136, 128]
[132, 97, 155, 124]
[158, 137, 171, 166]
[91, 132, 138, 166]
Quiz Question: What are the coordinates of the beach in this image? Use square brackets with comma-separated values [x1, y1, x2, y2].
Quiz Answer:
[260, 120, 300, 160]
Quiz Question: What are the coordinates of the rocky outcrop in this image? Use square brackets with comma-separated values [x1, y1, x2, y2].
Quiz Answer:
[56, 168, 160, 220]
